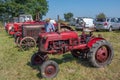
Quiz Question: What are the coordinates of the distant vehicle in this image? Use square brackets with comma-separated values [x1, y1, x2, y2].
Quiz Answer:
[69, 18, 77, 26]
[118, 18, 120, 22]
[5, 17, 18, 32]
[5, 14, 42, 35]
[75, 17, 95, 31]
[95, 18, 120, 31]
[19, 14, 33, 22]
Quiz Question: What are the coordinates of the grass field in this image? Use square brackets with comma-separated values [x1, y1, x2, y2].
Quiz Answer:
[0, 27, 120, 80]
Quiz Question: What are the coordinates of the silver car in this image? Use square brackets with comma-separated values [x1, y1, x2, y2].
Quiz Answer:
[95, 18, 120, 31]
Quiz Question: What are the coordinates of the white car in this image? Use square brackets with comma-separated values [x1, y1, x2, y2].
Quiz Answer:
[75, 18, 95, 31]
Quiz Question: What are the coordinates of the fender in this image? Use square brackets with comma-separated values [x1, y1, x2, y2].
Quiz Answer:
[87, 37, 105, 48]
[60, 25, 74, 31]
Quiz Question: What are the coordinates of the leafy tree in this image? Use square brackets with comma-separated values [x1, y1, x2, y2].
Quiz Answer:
[0, 0, 49, 20]
[64, 12, 73, 21]
[96, 13, 106, 19]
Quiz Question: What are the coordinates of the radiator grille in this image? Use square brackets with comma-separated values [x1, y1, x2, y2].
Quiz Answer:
[22, 24, 44, 40]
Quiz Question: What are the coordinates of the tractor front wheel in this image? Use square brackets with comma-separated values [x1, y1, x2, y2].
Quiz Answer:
[16, 37, 21, 45]
[14, 32, 21, 43]
[88, 40, 114, 68]
[40, 60, 59, 78]
[31, 52, 48, 66]
[20, 37, 36, 50]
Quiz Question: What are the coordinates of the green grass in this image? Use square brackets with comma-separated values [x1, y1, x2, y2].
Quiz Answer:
[0, 28, 120, 80]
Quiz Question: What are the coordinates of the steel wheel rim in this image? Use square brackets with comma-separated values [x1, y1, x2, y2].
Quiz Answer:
[95, 45, 110, 63]
[21, 38, 35, 49]
[45, 64, 56, 77]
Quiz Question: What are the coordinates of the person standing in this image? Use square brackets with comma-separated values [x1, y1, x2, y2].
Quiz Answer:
[44, 18, 55, 32]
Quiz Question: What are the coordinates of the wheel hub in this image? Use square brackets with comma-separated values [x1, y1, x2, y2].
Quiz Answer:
[45, 65, 56, 77]
[96, 46, 109, 63]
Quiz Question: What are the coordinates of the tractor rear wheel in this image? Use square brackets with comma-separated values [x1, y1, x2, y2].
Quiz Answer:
[40, 60, 59, 78]
[31, 52, 48, 66]
[88, 40, 114, 68]
[20, 37, 36, 50]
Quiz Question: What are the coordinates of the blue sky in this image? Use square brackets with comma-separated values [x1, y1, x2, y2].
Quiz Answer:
[43, 0, 120, 20]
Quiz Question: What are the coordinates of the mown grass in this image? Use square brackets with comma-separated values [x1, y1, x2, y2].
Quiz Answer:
[0, 27, 120, 80]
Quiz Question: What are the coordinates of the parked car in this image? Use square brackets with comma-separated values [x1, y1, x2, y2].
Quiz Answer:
[118, 18, 120, 22]
[75, 17, 95, 31]
[69, 18, 78, 26]
[95, 18, 120, 31]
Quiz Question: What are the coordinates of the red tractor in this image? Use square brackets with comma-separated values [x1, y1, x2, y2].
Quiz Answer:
[5, 17, 18, 33]
[14, 22, 45, 50]
[5, 14, 43, 36]
[31, 30, 114, 78]
[14, 21, 72, 50]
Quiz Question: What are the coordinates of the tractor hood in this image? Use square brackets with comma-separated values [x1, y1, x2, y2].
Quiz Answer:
[38, 31, 79, 53]
[39, 31, 78, 41]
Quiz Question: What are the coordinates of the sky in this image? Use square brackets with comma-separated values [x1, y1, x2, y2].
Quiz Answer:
[43, 0, 120, 20]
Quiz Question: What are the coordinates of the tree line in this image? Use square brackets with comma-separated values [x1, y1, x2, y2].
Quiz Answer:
[0, 0, 106, 22]
[0, 0, 48, 21]
[64, 12, 106, 22]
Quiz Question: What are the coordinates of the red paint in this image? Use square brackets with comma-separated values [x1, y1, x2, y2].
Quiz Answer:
[38, 31, 105, 55]
[95, 46, 109, 63]
[87, 37, 105, 48]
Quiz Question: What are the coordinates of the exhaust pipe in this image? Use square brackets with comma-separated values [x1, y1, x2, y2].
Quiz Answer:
[57, 15, 61, 32]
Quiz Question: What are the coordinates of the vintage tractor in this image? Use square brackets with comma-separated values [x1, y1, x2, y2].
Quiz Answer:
[31, 30, 114, 78]
[14, 20, 72, 50]
[14, 23, 45, 50]
[5, 17, 18, 33]
[5, 14, 42, 36]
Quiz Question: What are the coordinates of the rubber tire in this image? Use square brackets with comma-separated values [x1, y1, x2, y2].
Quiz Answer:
[88, 40, 114, 68]
[16, 37, 21, 45]
[15, 36, 18, 43]
[31, 52, 44, 66]
[108, 27, 112, 32]
[40, 60, 59, 79]
[14, 32, 21, 43]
